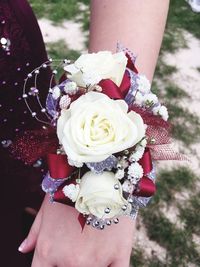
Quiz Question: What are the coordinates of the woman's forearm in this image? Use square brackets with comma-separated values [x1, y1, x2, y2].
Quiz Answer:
[89, 0, 170, 81]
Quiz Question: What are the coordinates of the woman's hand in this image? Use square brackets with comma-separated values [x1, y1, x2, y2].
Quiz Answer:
[19, 194, 135, 267]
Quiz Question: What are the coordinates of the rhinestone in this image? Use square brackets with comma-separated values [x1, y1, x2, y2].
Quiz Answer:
[124, 149, 129, 155]
[104, 208, 110, 214]
[1, 140, 12, 148]
[113, 218, 119, 224]
[114, 184, 119, 190]
[86, 220, 90, 225]
[27, 73, 32, 78]
[149, 137, 156, 144]
[33, 159, 42, 168]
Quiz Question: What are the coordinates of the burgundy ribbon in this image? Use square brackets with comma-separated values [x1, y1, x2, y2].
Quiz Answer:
[99, 71, 131, 100]
[47, 153, 75, 179]
[134, 148, 156, 197]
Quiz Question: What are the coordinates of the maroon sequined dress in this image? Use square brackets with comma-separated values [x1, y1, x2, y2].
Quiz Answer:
[0, 1, 51, 265]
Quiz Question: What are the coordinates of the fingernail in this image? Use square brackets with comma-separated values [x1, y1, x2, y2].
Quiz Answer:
[18, 238, 27, 252]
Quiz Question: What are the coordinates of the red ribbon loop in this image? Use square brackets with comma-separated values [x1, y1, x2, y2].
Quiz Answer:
[139, 148, 153, 176]
[47, 153, 75, 179]
[135, 177, 156, 197]
[99, 71, 131, 100]
[133, 147, 156, 197]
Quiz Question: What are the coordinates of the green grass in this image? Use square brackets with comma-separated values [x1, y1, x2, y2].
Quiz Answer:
[153, 167, 196, 204]
[29, 0, 90, 24]
[167, 104, 200, 145]
[162, 0, 200, 53]
[179, 192, 200, 236]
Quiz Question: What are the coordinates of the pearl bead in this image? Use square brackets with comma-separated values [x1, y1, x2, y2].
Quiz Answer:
[49, 88, 53, 93]
[94, 221, 99, 226]
[106, 220, 111, 226]
[28, 73, 32, 78]
[49, 58, 53, 62]
[52, 70, 58, 75]
[2, 81, 6, 85]
[1, 20, 5, 24]
[100, 225, 105, 230]
[26, 62, 30, 66]
[35, 69, 40, 74]
[3, 119, 7, 122]
[114, 184, 119, 190]
[41, 108, 46, 113]
[22, 94, 28, 98]
[32, 112, 37, 117]
[104, 208, 110, 214]
[42, 63, 47, 68]
[113, 218, 119, 224]
[0, 37, 7, 45]
[122, 205, 127, 211]
[17, 67, 21, 71]
[14, 82, 18, 86]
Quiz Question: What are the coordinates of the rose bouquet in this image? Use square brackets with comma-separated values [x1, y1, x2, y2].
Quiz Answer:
[12, 46, 185, 229]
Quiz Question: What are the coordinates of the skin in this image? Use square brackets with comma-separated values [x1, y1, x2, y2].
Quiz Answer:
[19, 1, 169, 266]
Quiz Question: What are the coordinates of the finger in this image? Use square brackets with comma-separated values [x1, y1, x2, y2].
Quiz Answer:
[18, 207, 42, 253]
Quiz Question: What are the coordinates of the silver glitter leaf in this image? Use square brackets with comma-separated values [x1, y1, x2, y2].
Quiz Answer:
[86, 155, 118, 174]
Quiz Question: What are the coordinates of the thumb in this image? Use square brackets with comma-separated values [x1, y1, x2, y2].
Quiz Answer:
[18, 208, 42, 253]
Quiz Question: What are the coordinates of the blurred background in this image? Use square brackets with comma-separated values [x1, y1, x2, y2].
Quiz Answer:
[29, 0, 200, 266]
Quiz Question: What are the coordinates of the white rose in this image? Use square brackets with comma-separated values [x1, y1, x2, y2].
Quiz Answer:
[57, 92, 145, 164]
[75, 171, 131, 218]
[64, 51, 127, 87]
